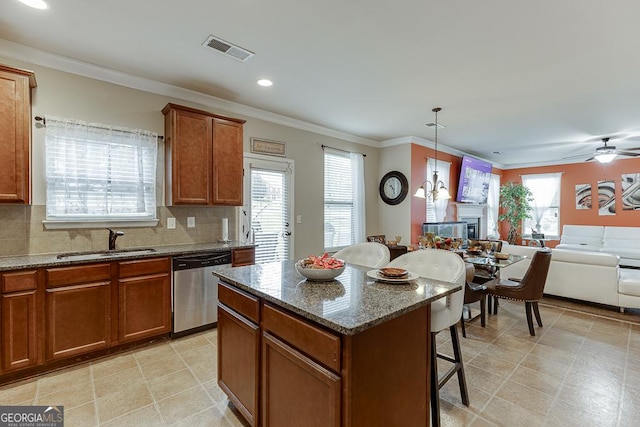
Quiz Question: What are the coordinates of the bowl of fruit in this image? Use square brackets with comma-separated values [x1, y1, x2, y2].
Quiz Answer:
[295, 254, 345, 281]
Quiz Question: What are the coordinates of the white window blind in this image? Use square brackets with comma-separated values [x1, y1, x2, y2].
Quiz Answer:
[324, 151, 356, 251]
[45, 116, 158, 223]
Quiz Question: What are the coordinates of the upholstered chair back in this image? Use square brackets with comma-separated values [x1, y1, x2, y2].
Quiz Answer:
[333, 242, 390, 269]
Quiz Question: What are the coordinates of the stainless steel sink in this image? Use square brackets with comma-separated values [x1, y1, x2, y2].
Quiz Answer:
[57, 248, 157, 260]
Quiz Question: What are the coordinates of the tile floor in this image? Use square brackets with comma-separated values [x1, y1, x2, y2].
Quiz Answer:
[0, 299, 639, 426]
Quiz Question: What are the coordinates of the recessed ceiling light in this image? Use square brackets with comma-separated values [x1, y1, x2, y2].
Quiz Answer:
[17, 0, 49, 9]
[257, 79, 273, 87]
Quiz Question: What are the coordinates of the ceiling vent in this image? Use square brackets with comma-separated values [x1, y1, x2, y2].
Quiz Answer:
[202, 35, 254, 62]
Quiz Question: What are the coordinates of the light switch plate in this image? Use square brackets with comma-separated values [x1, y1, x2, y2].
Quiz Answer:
[296, 215, 302, 224]
[187, 217, 196, 228]
[167, 217, 176, 229]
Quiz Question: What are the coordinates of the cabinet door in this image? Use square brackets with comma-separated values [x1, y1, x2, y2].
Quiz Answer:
[262, 332, 341, 427]
[45, 281, 111, 361]
[118, 272, 171, 342]
[2, 290, 39, 371]
[164, 106, 212, 205]
[212, 118, 243, 206]
[218, 303, 259, 426]
[0, 65, 35, 204]
[232, 247, 255, 267]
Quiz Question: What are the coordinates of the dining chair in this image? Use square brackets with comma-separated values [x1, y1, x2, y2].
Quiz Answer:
[333, 242, 390, 269]
[387, 249, 468, 427]
[460, 262, 488, 338]
[486, 249, 552, 336]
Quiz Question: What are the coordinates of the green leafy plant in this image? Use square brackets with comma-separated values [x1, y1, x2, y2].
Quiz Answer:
[498, 182, 533, 245]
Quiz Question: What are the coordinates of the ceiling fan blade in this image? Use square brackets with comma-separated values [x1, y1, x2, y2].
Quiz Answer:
[616, 151, 640, 157]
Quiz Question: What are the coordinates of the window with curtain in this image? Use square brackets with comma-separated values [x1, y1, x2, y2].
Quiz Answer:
[324, 150, 365, 251]
[45, 115, 158, 226]
[486, 173, 501, 238]
[425, 159, 451, 222]
[521, 172, 562, 238]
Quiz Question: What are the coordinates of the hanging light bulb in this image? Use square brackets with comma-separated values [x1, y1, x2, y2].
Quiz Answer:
[414, 107, 451, 201]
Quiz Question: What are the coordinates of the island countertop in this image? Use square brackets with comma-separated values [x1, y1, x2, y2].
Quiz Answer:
[212, 260, 460, 335]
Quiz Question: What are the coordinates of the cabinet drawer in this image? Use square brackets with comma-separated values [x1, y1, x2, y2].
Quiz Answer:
[2, 270, 37, 293]
[218, 282, 259, 324]
[262, 304, 341, 373]
[232, 248, 255, 267]
[118, 257, 170, 278]
[46, 263, 111, 288]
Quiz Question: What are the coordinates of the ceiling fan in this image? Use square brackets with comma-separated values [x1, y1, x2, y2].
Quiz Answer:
[586, 138, 640, 163]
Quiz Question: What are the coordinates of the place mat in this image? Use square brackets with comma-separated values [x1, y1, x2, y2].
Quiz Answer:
[539, 295, 640, 325]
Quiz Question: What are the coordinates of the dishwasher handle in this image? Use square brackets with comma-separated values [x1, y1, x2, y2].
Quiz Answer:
[173, 252, 232, 270]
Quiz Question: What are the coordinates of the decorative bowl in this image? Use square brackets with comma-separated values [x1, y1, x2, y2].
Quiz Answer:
[494, 252, 511, 260]
[295, 260, 345, 281]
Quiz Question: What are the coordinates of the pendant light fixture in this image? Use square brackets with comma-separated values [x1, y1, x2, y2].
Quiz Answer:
[414, 107, 451, 201]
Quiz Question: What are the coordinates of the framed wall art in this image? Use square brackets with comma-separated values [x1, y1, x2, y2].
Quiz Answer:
[250, 137, 287, 157]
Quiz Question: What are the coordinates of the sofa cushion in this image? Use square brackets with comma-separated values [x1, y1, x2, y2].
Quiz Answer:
[551, 248, 619, 267]
[619, 269, 640, 297]
[602, 248, 640, 260]
[556, 243, 603, 252]
[560, 225, 604, 246]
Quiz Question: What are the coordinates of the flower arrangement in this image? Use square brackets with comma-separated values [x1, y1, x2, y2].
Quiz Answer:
[419, 233, 462, 250]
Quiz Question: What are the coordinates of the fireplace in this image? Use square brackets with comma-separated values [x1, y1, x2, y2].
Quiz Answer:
[455, 203, 487, 240]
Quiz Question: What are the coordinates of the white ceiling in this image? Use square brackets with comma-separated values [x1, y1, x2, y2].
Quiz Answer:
[3, 0, 640, 168]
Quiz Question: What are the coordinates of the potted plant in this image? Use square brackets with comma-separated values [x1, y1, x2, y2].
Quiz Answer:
[498, 182, 533, 245]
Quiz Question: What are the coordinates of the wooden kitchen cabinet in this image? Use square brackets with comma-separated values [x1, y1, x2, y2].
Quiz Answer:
[117, 257, 171, 343]
[163, 103, 245, 206]
[0, 64, 36, 204]
[232, 247, 255, 267]
[218, 283, 260, 426]
[45, 263, 112, 361]
[1, 270, 41, 372]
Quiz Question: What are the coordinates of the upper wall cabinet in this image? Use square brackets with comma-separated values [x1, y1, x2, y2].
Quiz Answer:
[162, 103, 245, 206]
[0, 64, 36, 204]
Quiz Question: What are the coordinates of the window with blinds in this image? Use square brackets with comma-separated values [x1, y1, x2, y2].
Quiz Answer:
[44, 116, 158, 223]
[324, 151, 354, 251]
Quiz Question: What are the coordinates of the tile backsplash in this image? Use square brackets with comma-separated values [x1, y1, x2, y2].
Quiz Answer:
[0, 205, 238, 257]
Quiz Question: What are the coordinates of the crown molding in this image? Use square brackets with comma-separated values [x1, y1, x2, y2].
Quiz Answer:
[0, 38, 380, 147]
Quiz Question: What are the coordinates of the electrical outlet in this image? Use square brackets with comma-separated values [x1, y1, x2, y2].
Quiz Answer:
[187, 217, 196, 228]
[167, 217, 176, 229]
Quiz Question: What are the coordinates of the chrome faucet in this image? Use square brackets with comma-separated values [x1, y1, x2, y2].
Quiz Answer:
[107, 228, 124, 250]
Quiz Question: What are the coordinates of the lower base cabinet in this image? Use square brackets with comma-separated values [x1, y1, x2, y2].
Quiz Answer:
[218, 303, 259, 426]
[2, 290, 39, 371]
[262, 333, 341, 427]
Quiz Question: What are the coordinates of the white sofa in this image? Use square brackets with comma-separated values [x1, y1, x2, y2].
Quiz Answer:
[498, 243, 640, 311]
[555, 225, 640, 267]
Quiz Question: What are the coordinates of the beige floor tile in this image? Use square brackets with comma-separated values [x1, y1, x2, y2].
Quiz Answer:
[438, 399, 476, 426]
[201, 380, 228, 404]
[134, 342, 178, 366]
[545, 398, 617, 427]
[37, 365, 92, 395]
[0, 379, 38, 405]
[139, 353, 188, 380]
[467, 353, 517, 378]
[35, 380, 95, 409]
[63, 402, 98, 427]
[91, 353, 138, 380]
[96, 382, 153, 423]
[469, 416, 499, 427]
[464, 365, 507, 395]
[102, 403, 165, 427]
[190, 360, 217, 384]
[147, 368, 199, 401]
[179, 343, 216, 367]
[171, 334, 212, 354]
[556, 382, 621, 417]
[563, 365, 624, 398]
[480, 395, 547, 427]
[93, 366, 146, 399]
[494, 379, 555, 417]
[525, 344, 576, 368]
[508, 364, 563, 396]
[156, 385, 214, 425]
[478, 341, 529, 365]
[170, 406, 233, 427]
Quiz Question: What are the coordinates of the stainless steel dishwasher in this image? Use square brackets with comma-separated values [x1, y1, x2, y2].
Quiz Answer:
[172, 251, 232, 337]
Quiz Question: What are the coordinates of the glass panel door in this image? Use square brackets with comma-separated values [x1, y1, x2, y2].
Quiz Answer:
[242, 156, 293, 263]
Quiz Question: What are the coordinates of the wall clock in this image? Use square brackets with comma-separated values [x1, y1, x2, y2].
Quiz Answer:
[379, 171, 409, 205]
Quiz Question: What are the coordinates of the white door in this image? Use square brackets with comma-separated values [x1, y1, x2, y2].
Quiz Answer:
[241, 155, 293, 263]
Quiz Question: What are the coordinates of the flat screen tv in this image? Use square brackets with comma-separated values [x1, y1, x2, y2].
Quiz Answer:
[456, 155, 492, 204]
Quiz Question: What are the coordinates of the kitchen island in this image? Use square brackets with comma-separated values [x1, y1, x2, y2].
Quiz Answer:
[212, 260, 460, 427]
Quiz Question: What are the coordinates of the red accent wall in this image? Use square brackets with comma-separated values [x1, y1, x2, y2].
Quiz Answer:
[501, 157, 640, 245]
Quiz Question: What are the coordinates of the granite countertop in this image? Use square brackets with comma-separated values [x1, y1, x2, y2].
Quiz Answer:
[0, 242, 255, 271]
[212, 260, 460, 336]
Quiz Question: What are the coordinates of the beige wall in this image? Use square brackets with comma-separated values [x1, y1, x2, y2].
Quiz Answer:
[378, 144, 413, 244]
[0, 56, 380, 259]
